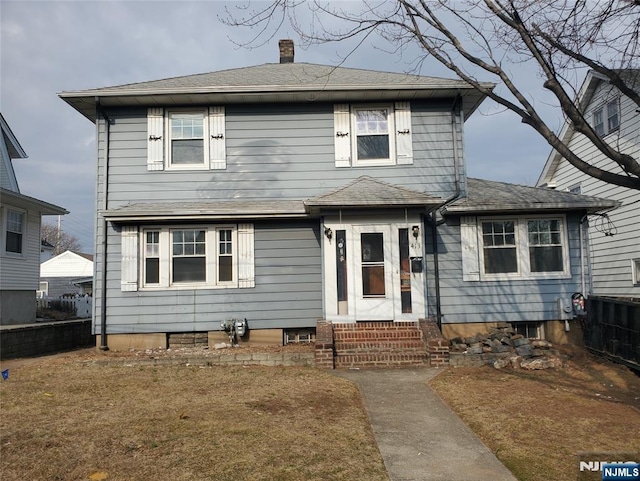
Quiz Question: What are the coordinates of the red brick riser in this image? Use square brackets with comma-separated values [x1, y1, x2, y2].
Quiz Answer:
[316, 321, 439, 369]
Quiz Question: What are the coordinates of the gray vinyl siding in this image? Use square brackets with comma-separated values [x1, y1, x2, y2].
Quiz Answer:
[545, 81, 640, 298]
[0, 207, 41, 291]
[99, 100, 462, 210]
[426, 213, 586, 324]
[93, 220, 322, 335]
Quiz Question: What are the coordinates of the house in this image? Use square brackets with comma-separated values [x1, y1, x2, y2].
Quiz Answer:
[58, 40, 615, 351]
[40, 239, 55, 263]
[537, 70, 640, 300]
[40, 250, 94, 298]
[0, 113, 67, 324]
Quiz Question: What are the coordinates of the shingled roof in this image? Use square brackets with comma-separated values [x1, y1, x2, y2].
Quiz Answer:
[305, 176, 443, 212]
[443, 178, 618, 215]
[59, 61, 493, 122]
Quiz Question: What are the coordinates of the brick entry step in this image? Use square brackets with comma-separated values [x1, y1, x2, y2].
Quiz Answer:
[315, 320, 448, 369]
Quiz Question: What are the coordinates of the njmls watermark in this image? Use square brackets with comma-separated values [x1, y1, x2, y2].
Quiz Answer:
[577, 453, 640, 481]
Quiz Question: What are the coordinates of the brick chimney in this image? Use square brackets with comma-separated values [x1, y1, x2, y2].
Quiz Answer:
[279, 39, 294, 63]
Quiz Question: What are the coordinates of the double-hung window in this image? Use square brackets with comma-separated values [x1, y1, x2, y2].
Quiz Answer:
[146, 106, 226, 171]
[606, 99, 620, 133]
[334, 102, 413, 167]
[123, 224, 254, 291]
[462, 216, 570, 281]
[354, 107, 393, 165]
[592, 98, 620, 137]
[168, 112, 207, 168]
[5, 209, 24, 254]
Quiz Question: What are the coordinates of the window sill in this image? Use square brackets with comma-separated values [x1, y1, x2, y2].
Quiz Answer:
[479, 272, 571, 281]
[140, 283, 239, 291]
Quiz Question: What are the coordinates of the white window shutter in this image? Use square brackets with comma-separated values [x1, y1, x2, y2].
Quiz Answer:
[238, 223, 255, 288]
[395, 102, 413, 165]
[209, 106, 226, 170]
[460, 216, 480, 281]
[147, 108, 164, 171]
[121, 225, 139, 291]
[334, 104, 351, 167]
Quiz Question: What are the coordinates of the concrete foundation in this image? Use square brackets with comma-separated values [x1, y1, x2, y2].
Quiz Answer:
[209, 328, 283, 346]
[99, 333, 168, 351]
[544, 319, 585, 346]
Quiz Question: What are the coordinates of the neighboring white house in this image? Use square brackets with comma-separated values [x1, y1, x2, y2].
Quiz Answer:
[537, 70, 640, 300]
[40, 250, 94, 298]
[0, 112, 68, 324]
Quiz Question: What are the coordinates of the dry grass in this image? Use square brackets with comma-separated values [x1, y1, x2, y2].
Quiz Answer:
[0, 352, 388, 481]
[429, 347, 640, 481]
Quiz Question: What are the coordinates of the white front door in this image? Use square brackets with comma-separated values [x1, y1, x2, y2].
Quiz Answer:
[353, 225, 395, 320]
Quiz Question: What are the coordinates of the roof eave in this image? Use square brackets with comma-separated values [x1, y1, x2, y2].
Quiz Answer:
[60, 82, 493, 122]
[0, 188, 68, 215]
[442, 201, 619, 215]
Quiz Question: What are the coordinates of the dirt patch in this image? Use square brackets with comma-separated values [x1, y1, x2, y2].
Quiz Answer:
[429, 346, 640, 481]
[0, 350, 388, 481]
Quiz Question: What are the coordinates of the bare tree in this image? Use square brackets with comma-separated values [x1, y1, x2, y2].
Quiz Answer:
[41, 221, 82, 255]
[223, 0, 640, 190]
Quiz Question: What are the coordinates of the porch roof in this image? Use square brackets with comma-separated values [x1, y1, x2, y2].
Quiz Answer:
[304, 176, 444, 213]
[443, 178, 619, 215]
[102, 199, 308, 222]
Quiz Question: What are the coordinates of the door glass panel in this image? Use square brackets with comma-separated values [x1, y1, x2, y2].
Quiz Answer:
[399, 228, 412, 313]
[361, 233, 385, 297]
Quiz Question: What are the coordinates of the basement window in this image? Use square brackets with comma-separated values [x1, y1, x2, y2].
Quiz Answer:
[284, 329, 316, 344]
[511, 322, 544, 340]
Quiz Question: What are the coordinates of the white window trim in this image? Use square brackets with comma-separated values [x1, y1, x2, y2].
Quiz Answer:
[165, 109, 210, 171]
[462, 215, 571, 281]
[351, 103, 396, 167]
[147, 107, 226, 172]
[2, 206, 27, 258]
[333, 102, 413, 168]
[591, 97, 620, 137]
[139, 225, 238, 290]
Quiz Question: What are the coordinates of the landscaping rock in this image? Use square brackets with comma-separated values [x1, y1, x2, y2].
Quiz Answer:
[512, 337, 531, 347]
[515, 345, 533, 357]
[493, 358, 510, 369]
[509, 355, 522, 368]
[520, 357, 555, 370]
[531, 340, 553, 349]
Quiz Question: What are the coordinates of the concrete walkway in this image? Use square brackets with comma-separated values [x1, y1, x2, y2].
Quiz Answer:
[334, 367, 518, 481]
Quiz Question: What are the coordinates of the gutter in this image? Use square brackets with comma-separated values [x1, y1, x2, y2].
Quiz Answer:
[96, 99, 110, 351]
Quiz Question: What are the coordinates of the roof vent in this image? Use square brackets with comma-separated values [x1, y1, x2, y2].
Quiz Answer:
[279, 39, 294, 63]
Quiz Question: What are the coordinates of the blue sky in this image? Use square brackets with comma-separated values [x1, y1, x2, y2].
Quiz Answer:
[1, 1, 561, 253]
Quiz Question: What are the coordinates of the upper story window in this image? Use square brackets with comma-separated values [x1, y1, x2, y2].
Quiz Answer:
[353, 106, 394, 165]
[334, 102, 413, 167]
[168, 112, 207, 168]
[461, 216, 570, 281]
[5, 209, 24, 254]
[147, 106, 226, 172]
[592, 98, 620, 137]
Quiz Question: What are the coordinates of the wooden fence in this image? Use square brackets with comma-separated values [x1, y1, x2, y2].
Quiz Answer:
[36, 296, 92, 319]
[583, 296, 640, 370]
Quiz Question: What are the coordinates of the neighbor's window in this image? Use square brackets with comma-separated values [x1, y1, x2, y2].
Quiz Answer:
[481, 221, 517, 274]
[5, 209, 24, 254]
[353, 106, 394, 165]
[606, 99, 620, 133]
[592, 109, 604, 136]
[632, 259, 640, 286]
[479, 217, 568, 278]
[168, 111, 207, 168]
[592, 98, 620, 137]
[171, 229, 206, 283]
